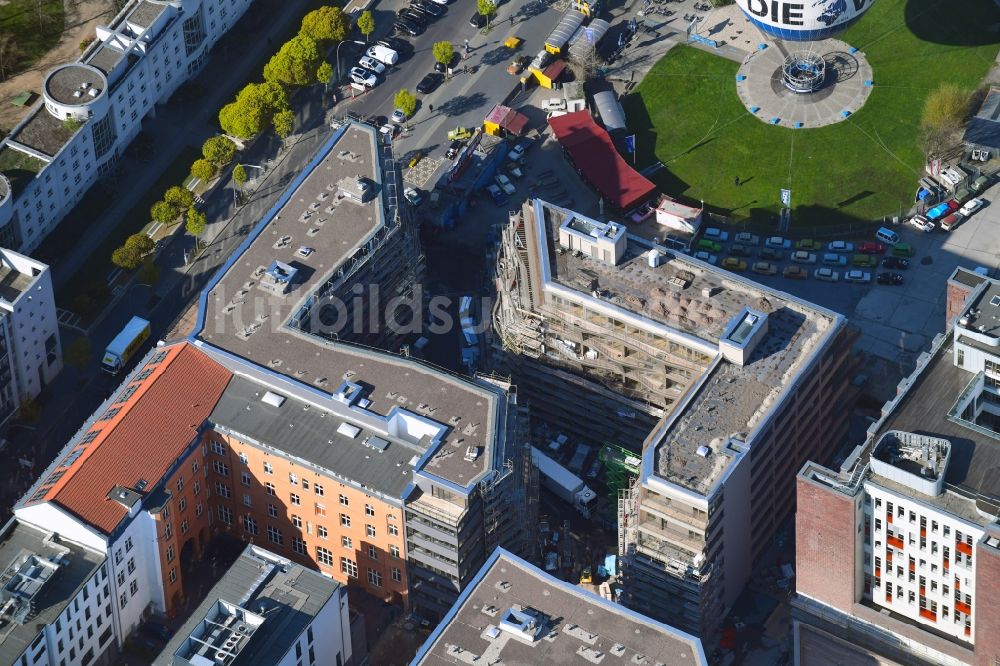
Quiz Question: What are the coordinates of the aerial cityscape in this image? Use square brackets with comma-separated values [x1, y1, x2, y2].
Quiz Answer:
[0, 0, 994, 664]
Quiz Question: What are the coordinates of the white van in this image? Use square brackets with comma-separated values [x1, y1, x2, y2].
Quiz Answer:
[876, 227, 900, 245]
[366, 45, 398, 66]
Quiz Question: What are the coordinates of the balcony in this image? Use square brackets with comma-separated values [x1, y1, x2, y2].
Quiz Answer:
[885, 592, 892, 603]
[887, 535, 904, 550]
[955, 601, 971, 615]
[956, 541, 972, 557]
[908, 562, 915, 573]
[640, 495, 709, 529]
[919, 608, 937, 622]
[887, 512, 893, 524]
[920, 527, 927, 538]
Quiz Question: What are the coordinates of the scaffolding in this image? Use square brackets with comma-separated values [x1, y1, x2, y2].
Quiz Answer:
[600, 443, 641, 524]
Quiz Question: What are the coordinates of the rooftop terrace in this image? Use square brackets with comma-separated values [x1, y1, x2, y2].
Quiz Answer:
[0, 522, 104, 666]
[959, 280, 1000, 338]
[127, 0, 170, 29]
[197, 123, 499, 490]
[413, 548, 706, 665]
[9, 110, 77, 158]
[533, 200, 838, 495]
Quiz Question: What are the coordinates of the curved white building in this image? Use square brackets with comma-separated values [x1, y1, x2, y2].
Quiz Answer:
[736, 0, 875, 41]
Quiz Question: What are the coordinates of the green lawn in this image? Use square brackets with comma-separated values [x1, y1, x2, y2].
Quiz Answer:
[0, 0, 65, 80]
[623, 0, 1000, 228]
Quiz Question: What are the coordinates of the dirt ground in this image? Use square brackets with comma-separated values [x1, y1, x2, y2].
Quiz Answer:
[0, 0, 114, 132]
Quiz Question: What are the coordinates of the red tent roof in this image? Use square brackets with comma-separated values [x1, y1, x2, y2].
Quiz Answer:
[547, 111, 656, 210]
[486, 104, 529, 136]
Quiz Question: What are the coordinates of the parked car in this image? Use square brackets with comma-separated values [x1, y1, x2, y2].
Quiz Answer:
[822, 253, 847, 266]
[783, 265, 808, 280]
[416, 72, 443, 93]
[827, 240, 854, 253]
[470, 11, 487, 27]
[447, 126, 472, 140]
[735, 232, 759, 245]
[693, 251, 717, 264]
[428, 0, 449, 6]
[909, 214, 935, 233]
[844, 270, 871, 283]
[877, 272, 904, 285]
[881, 256, 909, 270]
[367, 45, 400, 66]
[891, 243, 914, 258]
[508, 143, 527, 161]
[393, 17, 421, 35]
[704, 227, 729, 242]
[721, 257, 747, 272]
[760, 247, 784, 261]
[507, 55, 530, 75]
[486, 184, 506, 205]
[495, 173, 516, 194]
[852, 254, 878, 268]
[399, 8, 427, 25]
[413, 0, 445, 16]
[728, 243, 751, 257]
[751, 261, 777, 276]
[765, 236, 791, 249]
[403, 187, 423, 206]
[376, 38, 404, 53]
[630, 203, 654, 223]
[407, 151, 424, 167]
[795, 239, 821, 251]
[814, 267, 840, 282]
[961, 197, 985, 216]
[348, 67, 378, 88]
[857, 241, 886, 255]
[446, 140, 464, 159]
[358, 56, 386, 75]
[391, 108, 406, 123]
[940, 212, 965, 231]
[697, 239, 722, 253]
[791, 250, 817, 264]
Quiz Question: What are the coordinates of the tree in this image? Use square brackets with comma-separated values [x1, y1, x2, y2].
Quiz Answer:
[17, 395, 40, 424]
[357, 10, 375, 43]
[202, 135, 237, 166]
[233, 164, 248, 187]
[264, 35, 322, 87]
[477, 0, 497, 27]
[64, 337, 91, 368]
[394, 89, 417, 129]
[79, 37, 94, 52]
[124, 233, 155, 257]
[112, 245, 142, 270]
[191, 158, 217, 182]
[137, 258, 160, 285]
[164, 185, 194, 211]
[432, 42, 454, 75]
[150, 200, 178, 225]
[317, 62, 334, 91]
[300, 6, 350, 44]
[218, 82, 290, 139]
[186, 207, 207, 244]
[0, 34, 21, 80]
[273, 110, 295, 139]
[920, 84, 972, 159]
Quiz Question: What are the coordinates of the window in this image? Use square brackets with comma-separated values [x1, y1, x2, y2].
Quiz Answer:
[290, 493, 301, 505]
[339, 494, 349, 506]
[366, 524, 376, 538]
[368, 545, 378, 560]
[243, 494, 252, 507]
[213, 461, 229, 476]
[125, 537, 134, 553]
[268, 526, 284, 545]
[241, 471, 251, 487]
[389, 545, 400, 558]
[211, 441, 226, 455]
[127, 558, 135, 574]
[117, 571, 125, 586]
[340, 514, 351, 528]
[218, 505, 233, 524]
[302, 479, 310, 490]
[166, 545, 175, 563]
[392, 567, 401, 582]
[268, 504, 278, 518]
[292, 515, 302, 528]
[367, 568, 382, 587]
[168, 567, 177, 583]
[265, 483, 275, 496]
[292, 537, 307, 555]
[314, 483, 324, 496]
[215, 482, 231, 499]
[388, 524, 399, 537]
[318, 525, 329, 539]
[315, 503, 327, 516]
[317, 547, 333, 566]
[243, 516, 258, 535]
[238, 452, 248, 464]
[263, 462, 273, 475]
[179, 497, 186, 512]
[192, 460, 200, 474]
[289, 473, 298, 485]
[194, 480, 201, 495]
[181, 519, 189, 534]
[365, 504, 375, 517]
[119, 592, 127, 608]
[129, 579, 138, 596]
[341, 536, 352, 549]
[340, 558, 358, 578]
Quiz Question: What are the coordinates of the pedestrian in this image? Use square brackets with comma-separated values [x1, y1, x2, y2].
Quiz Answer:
[464, 39, 470, 53]
[734, 176, 740, 187]
[429, 104, 434, 112]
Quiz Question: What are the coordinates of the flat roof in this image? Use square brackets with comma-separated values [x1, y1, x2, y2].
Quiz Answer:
[153, 546, 341, 666]
[875, 342, 1000, 509]
[196, 123, 501, 490]
[85, 43, 127, 76]
[0, 264, 35, 303]
[532, 201, 838, 495]
[0, 521, 105, 665]
[412, 548, 707, 665]
[10, 109, 77, 157]
[962, 280, 1000, 337]
[127, 0, 169, 28]
[209, 375, 425, 500]
[43, 64, 106, 106]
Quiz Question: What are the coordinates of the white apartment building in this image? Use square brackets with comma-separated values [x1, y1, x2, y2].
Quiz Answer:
[0, 0, 253, 253]
[0, 249, 61, 426]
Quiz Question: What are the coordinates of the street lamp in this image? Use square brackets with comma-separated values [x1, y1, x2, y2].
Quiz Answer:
[233, 163, 264, 205]
[336, 40, 368, 84]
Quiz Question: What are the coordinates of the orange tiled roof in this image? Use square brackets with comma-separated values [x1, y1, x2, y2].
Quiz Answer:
[34, 342, 232, 534]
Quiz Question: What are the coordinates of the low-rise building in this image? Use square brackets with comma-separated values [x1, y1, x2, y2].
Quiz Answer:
[410, 547, 707, 665]
[793, 267, 1000, 666]
[153, 545, 355, 666]
[493, 200, 857, 639]
[0, 0, 254, 253]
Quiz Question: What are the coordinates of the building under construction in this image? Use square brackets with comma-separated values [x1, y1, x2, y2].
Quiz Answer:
[492, 199, 858, 640]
